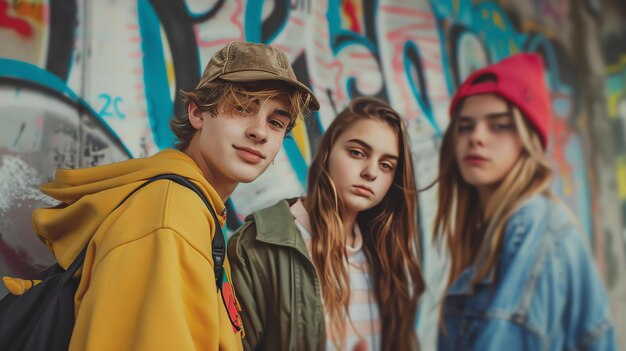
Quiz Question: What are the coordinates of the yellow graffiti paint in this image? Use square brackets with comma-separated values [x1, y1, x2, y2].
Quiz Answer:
[607, 93, 620, 119]
[509, 39, 519, 53]
[291, 118, 311, 163]
[493, 11, 505, 30]
[166, 62, 175, 88]
[606, 55, 626, 75]
[482, 9, 489, 19]
[159, 29, 175, 89]
[617, 156, 626, 200]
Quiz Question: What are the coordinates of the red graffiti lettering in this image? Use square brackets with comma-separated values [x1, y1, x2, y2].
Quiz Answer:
[0, 1, 33, 38]
[342, 0, 361, 33]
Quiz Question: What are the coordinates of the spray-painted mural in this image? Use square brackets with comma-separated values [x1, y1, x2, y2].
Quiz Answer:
[1, 0, 625, 347]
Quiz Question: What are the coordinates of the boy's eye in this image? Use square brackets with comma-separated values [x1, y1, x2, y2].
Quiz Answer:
[269, 119, 286, 129]
[234, 105, 252, 114]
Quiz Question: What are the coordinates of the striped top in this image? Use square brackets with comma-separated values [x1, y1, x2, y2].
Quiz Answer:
[289, 199, 382, 351]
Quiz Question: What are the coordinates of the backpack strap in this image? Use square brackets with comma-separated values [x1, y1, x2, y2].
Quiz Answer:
[64, 173, 226, 290]
[147, 174, 225, 290]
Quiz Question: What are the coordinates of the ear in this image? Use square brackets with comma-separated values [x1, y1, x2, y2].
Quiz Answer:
[188, 102, 204, 130]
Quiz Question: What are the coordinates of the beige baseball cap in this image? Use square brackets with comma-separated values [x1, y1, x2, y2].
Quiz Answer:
[199, 41, 320, 111]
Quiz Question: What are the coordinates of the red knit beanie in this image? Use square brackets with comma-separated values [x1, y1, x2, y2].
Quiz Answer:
[449, 53, 552, 149]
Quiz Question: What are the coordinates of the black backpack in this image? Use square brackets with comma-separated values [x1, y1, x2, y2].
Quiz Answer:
[0, 174, 225, 351]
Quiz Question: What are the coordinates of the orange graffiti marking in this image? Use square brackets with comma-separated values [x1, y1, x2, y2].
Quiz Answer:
[12, 0, 44, 24]
[551, 116, 574, 195]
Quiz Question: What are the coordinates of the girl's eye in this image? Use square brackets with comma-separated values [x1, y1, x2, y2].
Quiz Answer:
[349, 149, 365, 158]
[492, 123, 515, 131]
[457, 124, 473, 133]
[380, 162, 394, 171]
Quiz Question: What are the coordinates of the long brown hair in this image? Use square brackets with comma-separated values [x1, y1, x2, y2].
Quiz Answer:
[304, 97, 425, 350]
[433, 98, 553, 296]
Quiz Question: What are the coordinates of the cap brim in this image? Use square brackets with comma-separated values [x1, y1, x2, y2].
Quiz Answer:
[220, 70, 320, 111]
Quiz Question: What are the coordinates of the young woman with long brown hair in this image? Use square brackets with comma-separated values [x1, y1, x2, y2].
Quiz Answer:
[228, 97, 425, 350]
[435, 53, 616, 350]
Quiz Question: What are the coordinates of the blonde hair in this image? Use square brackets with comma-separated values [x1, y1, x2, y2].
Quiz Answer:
[171, 80, 312, 150]
[434, 101, 553, 294]
[304, 97, 424, 350]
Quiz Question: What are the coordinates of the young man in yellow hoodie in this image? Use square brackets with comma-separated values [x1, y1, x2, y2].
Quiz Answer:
[24, 41, 319, 350]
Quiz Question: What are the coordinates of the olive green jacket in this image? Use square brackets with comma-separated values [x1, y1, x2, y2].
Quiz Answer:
[227, 199, 326, 351]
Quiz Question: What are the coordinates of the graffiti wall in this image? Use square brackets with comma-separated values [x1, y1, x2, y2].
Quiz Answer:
[1, 0, 625, 347]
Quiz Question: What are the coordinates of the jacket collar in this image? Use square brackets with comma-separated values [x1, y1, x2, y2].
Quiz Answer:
[446, 222, 498, 296]
[248, 198, 311, 259]
[446, 264, 496, 296]
[445, 195, 549, 297]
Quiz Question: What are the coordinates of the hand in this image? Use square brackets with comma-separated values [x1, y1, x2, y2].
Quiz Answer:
[353, 340, 368, 351]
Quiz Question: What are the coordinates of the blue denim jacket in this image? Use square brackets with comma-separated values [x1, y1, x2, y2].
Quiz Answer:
[438, 195, 616, 351]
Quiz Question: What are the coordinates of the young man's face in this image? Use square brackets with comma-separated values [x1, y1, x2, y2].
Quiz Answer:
[186, 92, 292, 199]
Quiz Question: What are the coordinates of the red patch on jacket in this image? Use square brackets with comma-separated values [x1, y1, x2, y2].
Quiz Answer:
[220, 281, 243, 333]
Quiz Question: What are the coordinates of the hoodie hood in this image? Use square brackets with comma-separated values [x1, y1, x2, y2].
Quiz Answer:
[32, 149, 226, 269]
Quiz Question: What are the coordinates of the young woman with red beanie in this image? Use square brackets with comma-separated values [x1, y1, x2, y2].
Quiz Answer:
[435, 53, 617, 350]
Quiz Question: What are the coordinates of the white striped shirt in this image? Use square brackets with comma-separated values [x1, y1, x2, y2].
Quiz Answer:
[289, 199, 381, 351]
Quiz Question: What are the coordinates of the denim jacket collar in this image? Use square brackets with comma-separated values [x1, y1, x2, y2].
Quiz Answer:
[446, 262, 496, 296]
[445, 195, 546, 297]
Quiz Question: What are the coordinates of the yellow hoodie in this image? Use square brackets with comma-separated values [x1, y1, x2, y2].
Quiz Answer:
[30, 148, 243, 351]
